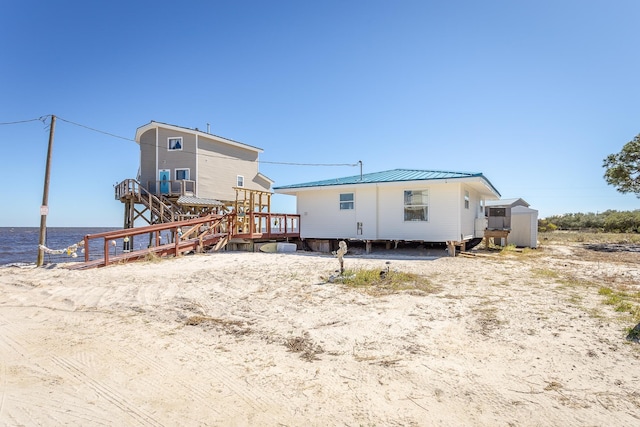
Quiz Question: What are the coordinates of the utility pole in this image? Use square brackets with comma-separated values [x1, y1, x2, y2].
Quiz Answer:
[37, 115, 56, 266]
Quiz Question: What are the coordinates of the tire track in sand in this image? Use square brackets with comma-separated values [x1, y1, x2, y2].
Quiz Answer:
[118, 346, 220, 415]
[0, 311, 28, 421]
[116, 324, 293, 425]
[51, 356, 164, 427]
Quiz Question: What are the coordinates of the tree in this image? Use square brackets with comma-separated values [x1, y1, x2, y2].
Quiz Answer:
[603, 134, 640, 197]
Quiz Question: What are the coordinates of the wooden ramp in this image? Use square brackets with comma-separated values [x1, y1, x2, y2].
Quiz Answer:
[67, 215, 230, 270]
[68, 233, 226, 270]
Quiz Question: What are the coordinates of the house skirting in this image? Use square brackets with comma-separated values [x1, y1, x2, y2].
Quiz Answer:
[301, 238, 462, 256]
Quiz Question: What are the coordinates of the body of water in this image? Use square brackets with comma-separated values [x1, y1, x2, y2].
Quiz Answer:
[1, 227, 192, 267]
[0, 227, 123, 267]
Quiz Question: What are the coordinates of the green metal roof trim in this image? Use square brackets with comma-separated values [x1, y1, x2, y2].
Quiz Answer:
[273, 169, 501, 196]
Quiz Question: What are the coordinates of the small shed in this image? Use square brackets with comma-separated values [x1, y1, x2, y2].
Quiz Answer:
[485, 198, 537, 248]
[511, 206, 538, 248]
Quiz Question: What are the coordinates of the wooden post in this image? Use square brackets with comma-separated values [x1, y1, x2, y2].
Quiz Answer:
[447, 241, 456, 256]
[37, 115, 55, 267]
[84, 235, 90, 262]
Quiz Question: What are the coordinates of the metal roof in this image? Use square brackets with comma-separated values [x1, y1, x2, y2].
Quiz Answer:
[486, 198, 529, 208]
[273, 168, 500, 196]
[176, 196, 223, 207]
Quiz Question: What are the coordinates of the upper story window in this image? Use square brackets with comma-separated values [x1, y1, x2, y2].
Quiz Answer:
[339, 193, 354, 210]
[404, 189, 428, 221]
[464, 190, 470, 209]
[168, 137, 183, 151]
[175, 168, 190, 180]
[237, 175, 244, 187]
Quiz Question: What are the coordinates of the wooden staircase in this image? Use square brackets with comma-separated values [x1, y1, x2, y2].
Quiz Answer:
[115, 179, 186, 226]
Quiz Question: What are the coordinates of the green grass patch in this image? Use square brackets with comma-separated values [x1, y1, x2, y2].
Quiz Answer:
[497, 244, 538, 258]
[500, 244, 518, 253]
[599, 287, 640, 323]
[532, 268, 560, 279]
[557, 275, 594, 289]
[335, 268, 439, 296]
[598, 287, 614, 296]
[539, 231, 640, 244]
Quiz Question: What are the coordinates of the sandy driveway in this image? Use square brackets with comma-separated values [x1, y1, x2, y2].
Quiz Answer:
[0, 243, 638, 426]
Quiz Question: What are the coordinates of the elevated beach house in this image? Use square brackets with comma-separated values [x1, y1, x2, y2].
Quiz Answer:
[115, 121, 281, 232]
[273, 169, 501, 252]
[76, 121, 300, 266]
[134, 121, 272, 201]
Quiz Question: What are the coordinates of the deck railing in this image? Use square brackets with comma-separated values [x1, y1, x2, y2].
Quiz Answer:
[146, 179, 196, 196]
[82, 214, 228, 267]
[77, 211, 300, 268]
[234, 212, 300, 239]
[115, 178, 196, 198]
[115, 178, 177, 222]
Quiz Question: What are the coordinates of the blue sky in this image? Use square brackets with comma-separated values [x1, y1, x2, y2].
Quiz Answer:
[1, 0, 639, 227]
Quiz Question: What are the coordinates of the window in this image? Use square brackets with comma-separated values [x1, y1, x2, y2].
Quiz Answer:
[168, 137, 183, 150]
[464, 190, 470, 209]
[237, 175, 244, 187]
[339, 193, 354, 210]
[175, 168, 190, 181]
[489, 207, 506, 217]
[404, 189, 428, 221]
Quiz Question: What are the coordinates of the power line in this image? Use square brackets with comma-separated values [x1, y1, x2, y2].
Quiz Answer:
[259, 160, 358, 167]
[3, 114, 359, 168]
[57, 116, 358, 167]
[58, 117, 358, 167]
[0, 115, 50, 126]
[57, 116, 136, 142]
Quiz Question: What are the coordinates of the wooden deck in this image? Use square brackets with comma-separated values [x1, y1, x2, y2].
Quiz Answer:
[67, 211, 300, 270]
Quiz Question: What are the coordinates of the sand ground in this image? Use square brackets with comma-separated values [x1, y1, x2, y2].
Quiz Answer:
[0, 243, 639, 426]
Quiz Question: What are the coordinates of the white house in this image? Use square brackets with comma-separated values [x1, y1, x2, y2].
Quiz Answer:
[273, 169, 501, 249]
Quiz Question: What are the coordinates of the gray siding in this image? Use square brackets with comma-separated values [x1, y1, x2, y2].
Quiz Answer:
[157, 128, 197, 183]
[197, 136, 268, 201]
[137, 124, 270, 200]
[139, 129, 157, 188]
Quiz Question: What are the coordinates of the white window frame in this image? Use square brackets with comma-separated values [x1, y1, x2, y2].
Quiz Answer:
[339, 193, 354, 210]
[404, 189, 429, 221]
[175, 168, 190, 181]
[464, 190, 470, 209]
[168, 137, 183, 151]
[237, 175, 244, 187]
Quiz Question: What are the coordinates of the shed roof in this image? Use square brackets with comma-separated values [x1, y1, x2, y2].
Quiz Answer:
[274, 168, 501, 197]
[486, 198, 530, 208]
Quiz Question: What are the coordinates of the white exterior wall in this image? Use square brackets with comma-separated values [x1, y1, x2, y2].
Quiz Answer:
[297, 182, 467, 242]
[461, 185, 486, 239]
[511, 206, 539, 248]
[354, 186, 378, 239]
[297, 188, 356, 238]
